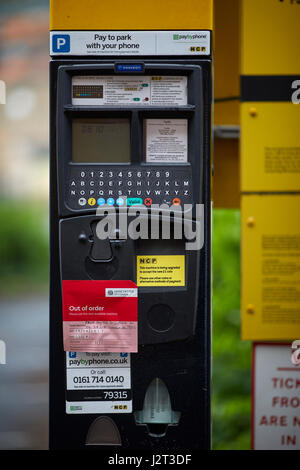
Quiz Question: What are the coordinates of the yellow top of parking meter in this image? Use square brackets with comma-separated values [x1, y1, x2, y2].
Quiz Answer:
[50, 0, 213, 31]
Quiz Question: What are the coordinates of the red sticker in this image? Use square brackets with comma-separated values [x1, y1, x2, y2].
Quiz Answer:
[62, 280, 138, 353]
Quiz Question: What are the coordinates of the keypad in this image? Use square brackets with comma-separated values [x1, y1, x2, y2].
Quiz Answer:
[67, 166, 193, 209]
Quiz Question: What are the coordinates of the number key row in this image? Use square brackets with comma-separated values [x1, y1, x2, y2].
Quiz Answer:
[75, 170, 174, 179]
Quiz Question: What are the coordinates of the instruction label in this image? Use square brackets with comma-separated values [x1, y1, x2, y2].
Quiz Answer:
[137, 255, 185, 287]
[145, 119, 188, 163]
[242, 195, 300, 340]
[72, 76, 187, 106]
[66, 351, 132, 414]
[50, 30, 211, 56]
[62, 280, 138, 353]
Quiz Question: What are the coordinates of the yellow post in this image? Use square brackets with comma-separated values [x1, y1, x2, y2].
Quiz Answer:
[240, 0, 300, 340]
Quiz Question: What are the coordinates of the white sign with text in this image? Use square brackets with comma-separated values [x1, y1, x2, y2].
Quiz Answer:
[50, 30, 210, 56]
[253, 343, 300, 450]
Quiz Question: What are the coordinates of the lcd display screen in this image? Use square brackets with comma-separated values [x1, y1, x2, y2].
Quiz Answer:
[72, 118, 130, 163]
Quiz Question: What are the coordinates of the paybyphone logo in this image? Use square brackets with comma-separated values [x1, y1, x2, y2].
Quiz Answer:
[173, 33, 207, 41]
[52, 34, 70, 53]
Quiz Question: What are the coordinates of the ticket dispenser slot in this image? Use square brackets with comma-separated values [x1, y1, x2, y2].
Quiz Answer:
[50, 55, 211, 450]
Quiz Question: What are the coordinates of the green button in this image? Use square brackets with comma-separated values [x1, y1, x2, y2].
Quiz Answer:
[133, 98, 140, 101]
[127, 198, 143, 206]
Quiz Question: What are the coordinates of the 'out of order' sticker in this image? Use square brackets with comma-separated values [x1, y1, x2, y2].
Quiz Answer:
[136, 255, 185, 287]
[62, 280, 138, 353]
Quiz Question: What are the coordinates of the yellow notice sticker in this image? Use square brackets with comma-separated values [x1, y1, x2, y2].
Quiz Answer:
[137, 255, 185, 287]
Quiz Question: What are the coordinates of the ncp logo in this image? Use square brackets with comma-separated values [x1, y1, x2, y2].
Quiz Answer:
[52, 34, 70, 53]
[291, 340, 300, 365]
[0, 340, 6, 365]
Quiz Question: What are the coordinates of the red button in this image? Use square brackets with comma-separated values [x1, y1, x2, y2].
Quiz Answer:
[172, 198, 181, 205]
[144, 197, 152, 206]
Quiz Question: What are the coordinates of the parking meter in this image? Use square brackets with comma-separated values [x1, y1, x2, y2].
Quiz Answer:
[50, 0, 212, 451]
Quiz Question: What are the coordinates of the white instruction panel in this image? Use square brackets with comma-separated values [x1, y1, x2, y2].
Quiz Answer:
[65, 352, 132, 414]
[145, 119, 188, 163]
[50, 30, 211, 56]
[72, 76, 187, 106]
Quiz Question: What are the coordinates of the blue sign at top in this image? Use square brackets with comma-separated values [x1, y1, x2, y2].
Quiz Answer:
[52, 34, 70, 53]
[116, 64, 144, 73]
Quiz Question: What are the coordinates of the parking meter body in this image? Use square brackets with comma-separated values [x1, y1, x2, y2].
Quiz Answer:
[50, 0, 213, 450]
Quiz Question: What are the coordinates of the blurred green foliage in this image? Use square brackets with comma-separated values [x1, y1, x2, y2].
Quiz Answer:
[212, 209, 251, 450]
[0, 202, 251, 448]
[0, 201, 49, 294]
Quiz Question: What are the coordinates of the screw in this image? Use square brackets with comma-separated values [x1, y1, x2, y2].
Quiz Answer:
[249, 107, 257, 117]
[246, 304, 255, 315]
[247, 216, 255, 227]
[78, 232, 87, 243]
